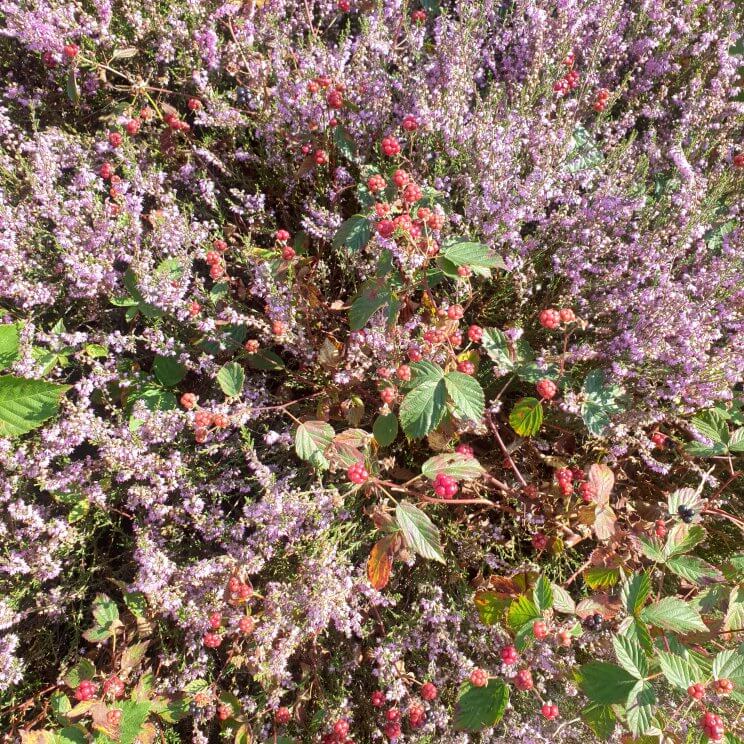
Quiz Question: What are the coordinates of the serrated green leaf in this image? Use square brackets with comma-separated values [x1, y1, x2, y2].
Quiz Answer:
[657, 650, 700, 689]
[724, 587, 744, 632]
[622, 573, 651, 615]
[637, 535, 667, 563]
[581, 703, 616, 740]
[127, 387, 176, 431]
[373, 412, 398, 447]
[576, 662, 638, 704]
[620, 618, 654, 653]
[640, 597, 707, 633]
[153, 356, 186, 387]
[712, 646, 744, 686]
[119, 701, 151, 744]
[56, 728, 86, 744]
[474, 591, 510, 625]
[565, 124, 603, 173]
[245, 349, 284, 371]
[441, 241, 506, 272]
[585, 566, 621, 589]
[444, 371, 484, 424]
[690, 409, 728, 444]
[216, 362, 245, 398]
[506, 595, 542, 631]
[613, 634, 648, 679]
[0, 323, 20, 370]
[665, 525, 707, 558]
[532, 576, 553, 612]
[666, 555, 720, 583]
[295, 421, 334, 470]
[509, 397, 543, 436]
[0, 375, 70, 437]
[551, 583, 575, 614]
[625, 680, 655, 737]
[728, 428, 744, 452]
[481, 328, 515, 372]
[332, 215, 373, 252]
[421, 452, 484, 480]
[395, 501, 445, 563]
[399, 378, 447, 439]
[63, 659, 96, 689]
[454, 678, 509, 731]
[580, 370, 624, 435]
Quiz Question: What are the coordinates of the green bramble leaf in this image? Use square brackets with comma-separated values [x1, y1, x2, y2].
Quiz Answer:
[421, 452, 484, 480]
[724, 588, 744, 632]
[395, 501, 445, 563]
[509, 397, 543, 436]
[584, 566, 621, 589]
[640, 597, 707, 633]
[565, 124, 603, 173]
[440, 241, 506, 279]
[0, 375, 70, 437]
[657, 650, 700, 689]
[153, 355, 186, 387]
[118, 700, 151, 744]
[625, 680, 656, 737]
[581, 703, 616, 740]
[712, 646, 744, 687]
[332, 215, 373, 252]
[0, 323, 20, 370]
[622, 573, 651, 615]
[532, 576, 553, 612]
[399, 378, 447, 439]
[127, 387, 176, 431]
[373, 412, 398, 447]
[454, 678, 509, 731]
[63, 659, 96, 689]
[245, 349, 285, 371]
[474, 591, 511, 625]
[576, 662, 638, 704]
[216, 362, 245, 398]
[665, 524, 706, 558]
[666, 555, 720, 583]
[506, 594, 541, 631]
[636, 535, 666, 563]
[444, 371, 485, 424]
[581, 370, 624, 435]
[612, 634, 648, 679]
[294, 421, 334, 470]
[551, 583, 576, 614]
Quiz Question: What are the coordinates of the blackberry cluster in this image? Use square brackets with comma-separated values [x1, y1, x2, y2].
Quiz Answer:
[583, 613, 603, 631]
[236, 86, 260, 111]
[678, 504, 695, 523]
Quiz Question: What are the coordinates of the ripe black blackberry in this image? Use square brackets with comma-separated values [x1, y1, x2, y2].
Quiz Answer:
[583, 613, 603, 630]
[678, 504, 695, 523]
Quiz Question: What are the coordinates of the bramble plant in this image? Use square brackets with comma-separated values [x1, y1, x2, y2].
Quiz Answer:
[0, 0, 743, 743]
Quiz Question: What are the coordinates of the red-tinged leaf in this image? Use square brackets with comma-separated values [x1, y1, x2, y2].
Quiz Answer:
[367, 535, 395, 590]
[594, 504, 616, 541]
[485, 575, 522, 599]
[588, 464, 614, 506]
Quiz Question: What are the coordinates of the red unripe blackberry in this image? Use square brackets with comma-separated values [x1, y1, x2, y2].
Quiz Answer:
[63, 44, 79, 59]
[457, 360, 475, 375]
[208, 611, 222, 629]
[377, 219, 395, 238]
[455, 442, 474, 457]
[381, 136, 401, 157]
[103, 675, 125, 698]
[332, 719, 349, 738]
[559, 308, 575, 323]
[470, 668, 489, 687]
[396, 364, 411, 381]
[275, 707, 291, 725]
[203, 632, 222, 648]
[420, 682, 437, 700]
[500, 645, 518, 665]
[125, 119, 140, 135]
[447, 304, 464, 320]
[541, 703, 559, 720]
[244, 339, 259, 353]
[99, 162, 114, 179]
[688, 683, 705, 700]
[533, 620, 549, 639]
[514, 668, 533, 690]
[347, 462, 369, 484]
[433, 473, 458, 499]
[326, 90, 343, 109]
[367, 174, 386, 193]
[539, 308, 561, 329]
[402, 115, 419, 131]
[180, 393, 197, 409]
[380, 387, 397, 405]
[108, 131, 123, 148]
[238, 615, 255, 634]
[370, 690, 385, 707]
[467, 325, 483, 343]
[536, 378, 557, 400]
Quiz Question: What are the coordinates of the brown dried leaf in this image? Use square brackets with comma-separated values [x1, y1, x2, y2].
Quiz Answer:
[588, 464, 614, 506]
[367, 535, 395, 590]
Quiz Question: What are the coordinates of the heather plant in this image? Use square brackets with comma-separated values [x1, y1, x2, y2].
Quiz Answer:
[0, 0, 743, 743]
